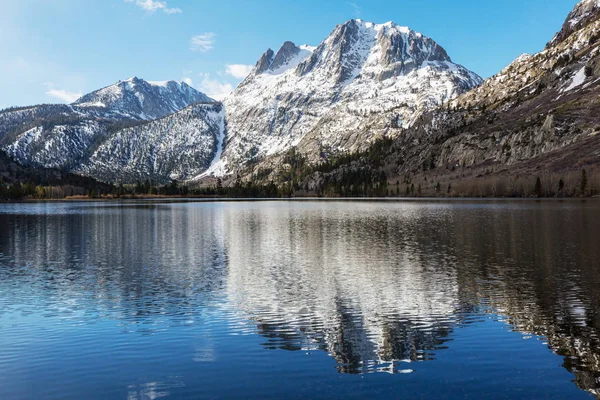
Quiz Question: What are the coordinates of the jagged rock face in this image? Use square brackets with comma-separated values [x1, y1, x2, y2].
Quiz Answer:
[297, 19, 368, 83]
[550, 0, 600, 47]
[0, 78, 222, 183]
[244, 1, 600, 190]
[377, 28, 450, 75]
[298, 20, 452, 82]
[78, 103, 224, 184]
[254, 49, 276, 75]
[453, 0, 600, 114]
[380, 0, 600, 174]
[271, 41, 301, 71]
[73, 77, 214, 120]
[220, 19, 482, 175]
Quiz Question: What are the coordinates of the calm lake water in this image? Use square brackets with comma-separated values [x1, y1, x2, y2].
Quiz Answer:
[0, 199, 599, 399]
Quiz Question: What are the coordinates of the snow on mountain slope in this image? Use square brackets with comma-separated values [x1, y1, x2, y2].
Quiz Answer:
[354, 0, 600, 179]
[0, 77, 220, 182]
[78, 102, 224, 184]
[0, 103, 126, 170]
[73, 77, 214, 120]
[451, 0, 600, 112]
[4, 120, 106, 170]
[220, 19, 482, 174]
[551, 0, 600, 46]
[1, 21, 482, 183]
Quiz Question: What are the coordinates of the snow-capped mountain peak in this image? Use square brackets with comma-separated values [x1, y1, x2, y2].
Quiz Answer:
[73, 76, 214, 120]
[221, 19, 482, 175]
[0, 76, 218, 181]
[295, 19, 453, 84]
[242, 41, 316, 84]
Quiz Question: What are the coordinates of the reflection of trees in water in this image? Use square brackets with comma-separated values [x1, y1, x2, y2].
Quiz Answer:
[1, 201, 600, 394]
[0, 204, 229, 327]
[224, 202, 600, 394]
[444, 204, 600, 397]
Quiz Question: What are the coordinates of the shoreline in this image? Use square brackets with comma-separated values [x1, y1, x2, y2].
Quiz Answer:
[3, 196, 599, 204]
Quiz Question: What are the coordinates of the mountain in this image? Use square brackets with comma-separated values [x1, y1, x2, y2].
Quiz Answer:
[0, 77, 219, 183]
[265, 0, 600, 197]
[216, 20, 482, 176]
[78, 102, 224, 184]
[3, 3, 598, 191]
[73, 77, 214, 120]
[0, 21, 482, 184]
[550, 0, 600, 46]
[405, 0, 600, 173]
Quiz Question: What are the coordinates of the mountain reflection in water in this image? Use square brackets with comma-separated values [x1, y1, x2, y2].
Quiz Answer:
[0, 200, 599, 398]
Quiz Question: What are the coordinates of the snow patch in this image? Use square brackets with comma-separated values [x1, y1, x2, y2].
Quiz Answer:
[76, 101, 107, 108]
[563, 66, 588, 91]
[195, 107, 227, 178]
[148, 80, 172, 88]
[269, 47, 314, 75]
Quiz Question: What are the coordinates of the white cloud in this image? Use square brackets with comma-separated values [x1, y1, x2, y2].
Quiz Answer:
[198, 73, 233, 101]
[0, 58, 87, 107]
[348, 2, 361, 17]
[190, 33, 216, 52]
[46, 89, 82, 103]
[125, 0, 182, 14]
[225, 64, 254, 79]
[182, 77, 193, 86]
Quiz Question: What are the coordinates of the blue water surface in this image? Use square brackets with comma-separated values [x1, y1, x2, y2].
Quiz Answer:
[0, 199, 598, 399]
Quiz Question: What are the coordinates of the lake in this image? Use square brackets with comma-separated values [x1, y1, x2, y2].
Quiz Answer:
[0, 199, 599, 399]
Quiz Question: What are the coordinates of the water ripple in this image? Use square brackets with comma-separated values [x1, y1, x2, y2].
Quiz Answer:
[0, 200, 599, 398]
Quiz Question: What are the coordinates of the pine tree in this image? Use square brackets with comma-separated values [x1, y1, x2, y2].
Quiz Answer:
[534, 177, 542, 197]
[581, 169, 588, 196]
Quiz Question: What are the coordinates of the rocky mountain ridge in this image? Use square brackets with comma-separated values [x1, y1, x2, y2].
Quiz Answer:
[73, 77, 213, 120]
[0, 77, 219, 183]
[216, 19, 482, 176]
[258, 0, 600, 197]
[2, 1, 599, 190]
[1, 19, 484, 184]
[412, 0, 600, 171]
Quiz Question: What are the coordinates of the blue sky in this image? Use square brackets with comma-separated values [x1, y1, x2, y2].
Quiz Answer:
[0, 0, 580, 108]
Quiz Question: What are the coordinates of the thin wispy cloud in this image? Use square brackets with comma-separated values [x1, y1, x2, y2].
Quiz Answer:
[46, 88, 82, 103]
[348, 2, 361, 17]
[225, 64, 254, 79]
[190, 33, 216, 52]
[125, 0, 182, 15]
